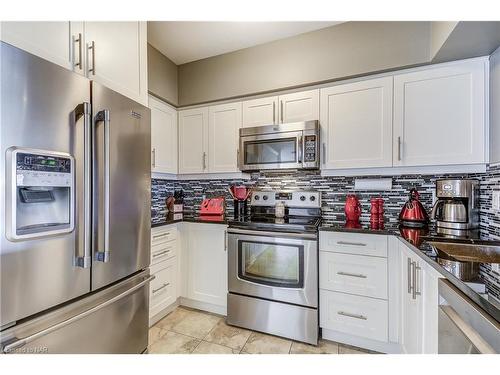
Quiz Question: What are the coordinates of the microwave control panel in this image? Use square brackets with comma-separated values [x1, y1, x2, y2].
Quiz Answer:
[304, 135, 317, 162]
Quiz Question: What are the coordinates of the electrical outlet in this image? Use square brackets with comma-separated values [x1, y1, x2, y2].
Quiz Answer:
[493, 190, 500, 211]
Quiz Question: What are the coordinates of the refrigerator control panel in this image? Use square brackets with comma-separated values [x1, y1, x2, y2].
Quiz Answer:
[16, 152, 72, 187]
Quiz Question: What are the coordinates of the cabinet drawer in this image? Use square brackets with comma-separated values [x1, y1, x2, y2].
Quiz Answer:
[151, 226, 177, 245]
[319, 231, 388, 257]
[151, 240, 176, 265]
[150, 258, 176, 318]
[320, 252, 388, 299]
[320, 290, 388, 342]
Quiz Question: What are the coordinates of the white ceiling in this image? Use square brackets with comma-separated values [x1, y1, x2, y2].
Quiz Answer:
[148, 21, 344, 65]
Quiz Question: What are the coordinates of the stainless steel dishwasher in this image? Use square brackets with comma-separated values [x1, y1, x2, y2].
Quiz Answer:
[438, 279, 499, 354]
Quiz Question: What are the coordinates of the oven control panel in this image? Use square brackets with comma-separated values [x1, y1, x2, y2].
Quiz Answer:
[251, 190, 321, 208]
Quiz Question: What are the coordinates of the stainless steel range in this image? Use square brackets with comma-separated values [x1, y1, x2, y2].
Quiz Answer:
[227, 190, 321, 345]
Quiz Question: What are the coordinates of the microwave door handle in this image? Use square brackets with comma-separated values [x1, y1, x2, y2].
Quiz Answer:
[74, 103, 92, 269]
[297, 135, 303, 163]
[94, 109, 110, 263]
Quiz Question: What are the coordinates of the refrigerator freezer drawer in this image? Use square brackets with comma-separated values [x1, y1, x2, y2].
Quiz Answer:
[1, 270, 152, 354]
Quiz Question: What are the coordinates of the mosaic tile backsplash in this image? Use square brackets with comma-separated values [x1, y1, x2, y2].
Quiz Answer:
[152, 165, 500, 301]
[152, 165, 500, 238]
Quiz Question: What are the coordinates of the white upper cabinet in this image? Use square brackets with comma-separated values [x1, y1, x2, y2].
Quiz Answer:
[178, 107, 209, 174]
[84, 22, 148, 105]
[393, 60, 487, 167]
[1, 21, 148, 105]
[149, 95, 178, 174]
[241, 89, 319, 127]
[242, 96, 278, 127]
[320, 77, 394, 169]
[208, 102, 242, 173]
[279, 89, 320, 123]
[0, 21, 81, 72]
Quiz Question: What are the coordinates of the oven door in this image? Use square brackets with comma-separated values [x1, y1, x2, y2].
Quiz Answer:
[239, 131, 303, 171]
[228, 229, 317, 308]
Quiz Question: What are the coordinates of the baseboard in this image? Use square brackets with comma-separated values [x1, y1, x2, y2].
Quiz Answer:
[179, 297, 227, 316]
[321, 328, 403, 354]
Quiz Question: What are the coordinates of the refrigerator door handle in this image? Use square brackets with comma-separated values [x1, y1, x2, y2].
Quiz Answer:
[74, 103, 92, 269]
[94, 109, 111, 263]
[2, 275, 155, 353]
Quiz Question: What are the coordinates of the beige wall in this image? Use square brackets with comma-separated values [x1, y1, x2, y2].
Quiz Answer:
[430, 22, 458, 59]
[177, 22, 431, 106]
[148, 44, 178, 106]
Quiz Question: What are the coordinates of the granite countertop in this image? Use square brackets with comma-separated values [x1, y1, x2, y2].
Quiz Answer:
[321, 220, 500, 323]
[151, 211, 229, 228]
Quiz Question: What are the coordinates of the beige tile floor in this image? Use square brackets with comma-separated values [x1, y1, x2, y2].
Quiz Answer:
[148, 306, 378, 354]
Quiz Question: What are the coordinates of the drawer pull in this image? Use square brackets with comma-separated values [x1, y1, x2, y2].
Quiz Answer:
[336, 241, 367, 247]
[337, 271, 367, 279]
[152, 233, 171, 240]
[337, 311, 367, 320]
[152, 249, 171, 258]
[152, 283, 170, 294]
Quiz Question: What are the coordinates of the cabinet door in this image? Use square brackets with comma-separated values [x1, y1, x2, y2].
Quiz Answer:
[186, 224, 227, 307]
[400, 244, 424, 354]
[394, 60, 486, 167]
[150, 257, 177, 319]
[242, 96, 278, 127]
[278, 89, 319, 123]
[208, 102, 241, 173]
[178, 107, 208, 174]
[0, 21, 82, 72]
[84, 22, 148, 105]
[150, 95, 178, 174]
[320, 77, 393, 169]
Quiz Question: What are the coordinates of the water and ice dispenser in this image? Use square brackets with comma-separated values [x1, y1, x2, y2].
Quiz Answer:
[6, 148, 75, 241]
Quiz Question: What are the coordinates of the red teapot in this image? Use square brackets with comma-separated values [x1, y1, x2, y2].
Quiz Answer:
[345, 195, 361, 222]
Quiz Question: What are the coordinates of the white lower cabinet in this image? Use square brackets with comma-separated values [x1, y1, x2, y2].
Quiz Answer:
[399, 239, 441, 354]
[320, 290, 388, 342]
[150, 257, 177, 321]
[149, 225, 179, 324]
[180, 223, 228, 314]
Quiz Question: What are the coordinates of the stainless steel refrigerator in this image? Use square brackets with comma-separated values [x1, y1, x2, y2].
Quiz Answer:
[0, 42, 152, 354]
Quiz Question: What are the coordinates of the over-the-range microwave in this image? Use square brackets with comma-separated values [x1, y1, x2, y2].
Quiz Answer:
[238, 120, 320, 172]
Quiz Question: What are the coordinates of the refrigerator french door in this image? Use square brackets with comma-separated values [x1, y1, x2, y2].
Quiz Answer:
[0, 42, 151, 353]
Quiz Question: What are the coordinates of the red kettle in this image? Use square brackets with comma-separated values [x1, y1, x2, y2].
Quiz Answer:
[399, 188, 429, 227]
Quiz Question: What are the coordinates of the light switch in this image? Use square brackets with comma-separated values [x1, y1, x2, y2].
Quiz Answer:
[493, 190, 500, 211]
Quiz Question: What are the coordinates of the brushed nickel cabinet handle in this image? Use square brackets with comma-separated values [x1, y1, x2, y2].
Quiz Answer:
[273, 102, 276, 124]
[336, 241, 367, 247]
[407, 257, 413, 295]
[152, 283, 170, 294]
[203, 152, 207, 170]
[337, 271, 367, 279]
[397, 136, 402, 161]
[337, 311, 367, 320]
[280, 100, 284, 123]
[414, 263, 422, 298]
[152, 249, 171, 258]
[322, 143, 326, 165]
[152, 232, 170, 240]
[152, 148, 156, 168]
[412, 261, 417, 300]
[88, 41, 95, 75]
[73, 33, 82, 68]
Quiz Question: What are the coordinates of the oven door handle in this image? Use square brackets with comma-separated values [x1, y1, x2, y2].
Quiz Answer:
[227, 227, 317, 240]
